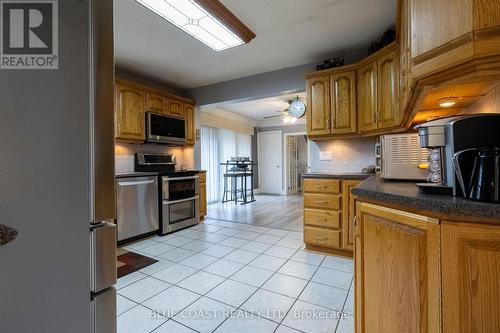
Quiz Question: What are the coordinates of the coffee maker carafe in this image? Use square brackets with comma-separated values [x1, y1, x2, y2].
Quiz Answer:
[414, 114, 500, 196]
[454, 148, 500, 203]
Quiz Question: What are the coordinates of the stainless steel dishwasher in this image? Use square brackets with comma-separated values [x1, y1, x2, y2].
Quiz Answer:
[116, 175, 159, 242]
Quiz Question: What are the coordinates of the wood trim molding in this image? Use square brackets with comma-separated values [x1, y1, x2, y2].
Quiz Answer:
[305, 64, 358, 79]
[195, 0, 256, 43]
[199, 111, 255, 135]
[115, 78, 195, 104]
[412, 32, 474, 66]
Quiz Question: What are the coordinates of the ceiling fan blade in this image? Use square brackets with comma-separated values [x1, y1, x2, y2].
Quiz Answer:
[263, 115, 284, 119]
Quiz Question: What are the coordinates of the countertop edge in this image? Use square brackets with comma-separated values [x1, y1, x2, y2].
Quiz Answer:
[352, 176, 500, 223]
[301, 173, 372, 180]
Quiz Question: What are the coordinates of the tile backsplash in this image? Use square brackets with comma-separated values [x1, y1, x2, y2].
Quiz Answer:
[308, 137, 376, 173]
[115, 143, 194, 173]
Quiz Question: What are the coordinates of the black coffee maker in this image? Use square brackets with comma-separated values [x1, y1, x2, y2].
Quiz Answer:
[454, 148, 500, 203]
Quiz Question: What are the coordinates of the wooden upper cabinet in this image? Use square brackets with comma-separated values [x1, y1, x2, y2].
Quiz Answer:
[115, 82, 146, 141]
[377, 49, 400, 129]
[331, 72, 357, 134]
[307, 77, 331, 136]
[183, 103, 195, 145]
[410, 0, 472, 59]
[399, 0, 412, 111]
[165, 99, 184, 118]
[441, 221, 500, 333]
[355, 202, 441, 333]
[146, 92, 165, 113]
[357, 62, 378, 133]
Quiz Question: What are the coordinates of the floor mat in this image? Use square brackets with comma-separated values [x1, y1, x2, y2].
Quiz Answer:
[117, 249, 158, 278]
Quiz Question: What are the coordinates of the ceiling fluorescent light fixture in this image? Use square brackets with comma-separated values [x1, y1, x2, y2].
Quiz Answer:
[136, 0, 255, 51]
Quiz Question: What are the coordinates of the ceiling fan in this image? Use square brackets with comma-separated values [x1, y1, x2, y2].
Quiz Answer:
[263, 96, 307, 123]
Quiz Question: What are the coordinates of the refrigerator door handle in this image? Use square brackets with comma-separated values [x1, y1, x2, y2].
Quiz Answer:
[90, 222, 117, 293]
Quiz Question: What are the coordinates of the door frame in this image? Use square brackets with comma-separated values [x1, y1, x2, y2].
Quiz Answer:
[257, 131, 283, 194]
[283, 131, 307, 195]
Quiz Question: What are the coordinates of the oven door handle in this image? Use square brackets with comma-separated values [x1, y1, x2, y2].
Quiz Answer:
[163, 175, 199, 181]
[163, 195, 199, 205]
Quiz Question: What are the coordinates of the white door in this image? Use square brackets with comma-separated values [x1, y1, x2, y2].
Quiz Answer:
[258, 131, 283, 194]
[287, 136, 298, 194]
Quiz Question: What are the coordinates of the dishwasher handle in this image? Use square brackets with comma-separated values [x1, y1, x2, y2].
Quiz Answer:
[118, 179, 156, 187]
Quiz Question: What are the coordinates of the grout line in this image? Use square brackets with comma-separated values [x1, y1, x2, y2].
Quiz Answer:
[118, 220, 351, 333]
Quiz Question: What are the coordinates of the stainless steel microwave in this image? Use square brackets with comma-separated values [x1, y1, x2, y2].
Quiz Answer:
[146, 112, 186, 145]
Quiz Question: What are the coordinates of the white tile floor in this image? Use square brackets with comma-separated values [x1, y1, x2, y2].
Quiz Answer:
[117, 218, 354, 333]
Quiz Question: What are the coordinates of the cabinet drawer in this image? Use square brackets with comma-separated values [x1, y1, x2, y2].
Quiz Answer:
[304, 227, 340, 248]
[303, 179, 341, 194]
[304, 194, 341, 210]
[304, 209, 341, 229]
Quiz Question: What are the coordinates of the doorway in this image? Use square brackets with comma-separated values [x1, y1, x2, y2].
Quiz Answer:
[257, 131, 283, 194]
[284, 133, 308, 194]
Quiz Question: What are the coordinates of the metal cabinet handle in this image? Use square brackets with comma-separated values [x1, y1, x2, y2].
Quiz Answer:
[315, 185, 327, 189]
[315, 236, 327, 241]
[0, 224, 18, 246]
[315, 217, 327, 222]
[315, 200, 327, 204]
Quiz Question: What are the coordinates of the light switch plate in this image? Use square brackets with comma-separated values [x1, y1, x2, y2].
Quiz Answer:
[319, 151, 332, 161]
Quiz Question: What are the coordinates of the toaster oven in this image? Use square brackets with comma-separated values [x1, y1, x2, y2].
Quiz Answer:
[376, 133, 428, 180]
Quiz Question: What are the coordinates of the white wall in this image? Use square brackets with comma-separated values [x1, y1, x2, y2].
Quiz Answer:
[308, 137, 377, 173]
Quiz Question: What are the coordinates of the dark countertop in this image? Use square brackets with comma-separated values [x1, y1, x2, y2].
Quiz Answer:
[301, 172, 373, 180]
[116, 170, 204, 178]
[352, 176, 500, 223]
[116, 172, 159, 178]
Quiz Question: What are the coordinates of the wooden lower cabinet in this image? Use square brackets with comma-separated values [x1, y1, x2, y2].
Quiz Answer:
[303, 177, 360, 255]
[355, 201, 500, 333]
[441, 221, 500, 333]
[355, 202, 441, 333]
[199, 171, 207, 219]
[341, 180, 360, 250]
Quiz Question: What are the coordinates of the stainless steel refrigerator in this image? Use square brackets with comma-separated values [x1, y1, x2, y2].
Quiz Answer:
[89, 0, 117, 332]
[0, 0, 116, 332]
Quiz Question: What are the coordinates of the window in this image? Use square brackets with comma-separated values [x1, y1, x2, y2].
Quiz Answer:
[201, 126, 252, 203]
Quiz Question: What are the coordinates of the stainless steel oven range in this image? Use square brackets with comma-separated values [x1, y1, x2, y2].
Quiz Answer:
[135, 153, 200, 235]
[161, 174, 199, 234]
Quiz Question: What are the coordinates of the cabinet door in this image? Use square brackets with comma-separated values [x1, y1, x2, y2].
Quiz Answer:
[399, 0, 412, 112]
[341, 180, 360, 250]
[165, 99, 184, 118]
[377, 49, 400, 129]
[410, 0, 472, 58]
[146, 92, 165, 113]
[184, 104, 195, 145]
[199, 172, 207, 219]
[357, 63, 378, 132]
[441, 222, 500, 333]
[115, 83, 145, 141]
[330, 72, 357, 134]
[355, 202, 441, 333]
[306, 77, 331, 136]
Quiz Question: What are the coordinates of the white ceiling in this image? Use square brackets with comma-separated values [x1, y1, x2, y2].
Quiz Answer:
[115, 0, 396, 89]
[201, 91, 307, 120]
